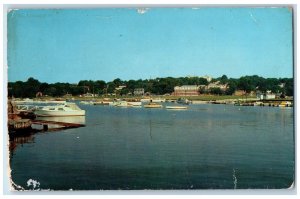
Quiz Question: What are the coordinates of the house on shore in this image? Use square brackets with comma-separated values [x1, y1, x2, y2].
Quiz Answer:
[134, 88, 145, 96]
[206, 81, 228, 91]
[264, 91, 276, 100]
[256, 91, 276, 100]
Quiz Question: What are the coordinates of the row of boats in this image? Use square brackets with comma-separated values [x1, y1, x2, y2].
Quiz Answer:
[13, 97, 292, 118]
[14, 99, 189, 117]
[80, 100, 189, 109]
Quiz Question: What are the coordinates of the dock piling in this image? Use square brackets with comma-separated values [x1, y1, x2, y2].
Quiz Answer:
[43, 124, 48, 131]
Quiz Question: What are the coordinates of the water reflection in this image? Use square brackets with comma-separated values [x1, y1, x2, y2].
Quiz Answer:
[9, 133, 35, 154]
[9, 116, 86, 153]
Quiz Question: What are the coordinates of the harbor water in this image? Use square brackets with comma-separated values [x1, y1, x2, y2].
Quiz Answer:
[9, 103, 294, 190]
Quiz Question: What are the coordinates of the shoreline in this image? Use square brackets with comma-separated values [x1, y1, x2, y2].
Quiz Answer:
[9, 94, 293, 102]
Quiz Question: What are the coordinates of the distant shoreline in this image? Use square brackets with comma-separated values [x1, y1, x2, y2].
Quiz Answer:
[9, 94, 293, 102]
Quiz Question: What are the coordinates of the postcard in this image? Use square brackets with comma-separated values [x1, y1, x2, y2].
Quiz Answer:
[6, 7, 294, 191]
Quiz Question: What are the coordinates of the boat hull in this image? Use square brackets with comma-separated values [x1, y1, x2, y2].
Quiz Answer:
[34, 110, 85, 117]
[166, 106, 188, 110]
[127, 102, 142, 106]
[144, 105, 163, 108]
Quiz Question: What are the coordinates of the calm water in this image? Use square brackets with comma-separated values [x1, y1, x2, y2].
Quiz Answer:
[9, 103, 294, 190]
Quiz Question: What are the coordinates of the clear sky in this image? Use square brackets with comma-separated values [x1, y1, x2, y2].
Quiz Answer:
[7, 7, 293, 83]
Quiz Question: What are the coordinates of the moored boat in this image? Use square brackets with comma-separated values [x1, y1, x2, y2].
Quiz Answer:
[34, 103, 85, 116]
[115, 101, 133, 107]
[165, 106, 188, 110]
[127, 101, 142, 106]
[278, 101, 292, 107]
[177, 98, 191, 105]
[151, 98, 166, 103]
[144, 102, 163, 108]
[93, 101, 111, 105]
[80, 101, 94, 105]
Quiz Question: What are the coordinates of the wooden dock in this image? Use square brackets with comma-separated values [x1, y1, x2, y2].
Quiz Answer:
[8, 119, 32, 131]
[32, 120, 85, 131]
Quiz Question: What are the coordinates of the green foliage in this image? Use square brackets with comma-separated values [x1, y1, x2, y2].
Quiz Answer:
[7, 75, 294, 98]
[209, 87, 224, 95]
[226, 80, 238, 95]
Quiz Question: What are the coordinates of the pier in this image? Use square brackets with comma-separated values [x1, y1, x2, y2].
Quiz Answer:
[31, 120, 85, 131]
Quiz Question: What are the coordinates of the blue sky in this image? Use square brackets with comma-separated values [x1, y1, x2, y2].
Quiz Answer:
[7, 7, 293, 83]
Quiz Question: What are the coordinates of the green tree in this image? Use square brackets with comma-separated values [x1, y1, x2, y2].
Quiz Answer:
[220, 75, 228, 84]
[284, 79, 293, 96]
[238, 76, 255, 93]
[209, 88, 224, 95]
[226, 80, 237, 95]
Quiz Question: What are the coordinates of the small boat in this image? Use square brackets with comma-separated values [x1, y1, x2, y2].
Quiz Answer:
[278, 101, 292, 107]
[166, 106, 188, 110]
[140, 98, 151, 102]
[34, 103, 85, 116]
[80, 101, 94, 105]
[93, 101, 110, 105]
[177, 98, 191, 105]
[151, 98, 166, 103]
[144, 102, 163, 108]
[115, 101, 133, 107]
[127, 101, 142, 107]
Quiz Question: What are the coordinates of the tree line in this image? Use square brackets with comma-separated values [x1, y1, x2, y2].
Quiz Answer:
[7, 75, 293, 98]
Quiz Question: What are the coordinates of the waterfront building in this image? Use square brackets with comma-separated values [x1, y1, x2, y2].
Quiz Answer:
[264, 91, 276, 100]
[134, 88, 145, 96]
[256, 91, 276, 100]
[207, 81, 228, 91]
[256, 92, 264, 100]
[174, 85, 200, 96]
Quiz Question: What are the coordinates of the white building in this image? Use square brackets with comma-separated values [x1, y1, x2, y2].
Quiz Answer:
[134, 88, 145, 96]
[264, 93, 276, 100]
[174, 85, 200, 96]
[207, 81, 228, 91]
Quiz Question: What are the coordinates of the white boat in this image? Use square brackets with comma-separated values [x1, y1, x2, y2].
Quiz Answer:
[15, 105, 36, 112]
[80, 101, 94, 105]
[127, 101, 142, 106]
[36, 116, 86, 125]
[13, 99, 66, 104]
[140, 98, 151, 102]
[93, 101, 111, 105]
[166, 106, 188, 110]
[144, 102, 163, 108]
[34, 103, 85, 116]
[151, 98, 166, 103]
[177, 98, 191, 104]
[115, 101, 133, 107]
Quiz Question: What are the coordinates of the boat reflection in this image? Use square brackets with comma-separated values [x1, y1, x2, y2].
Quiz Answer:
[9, 116, 85, 153]
[9, 133, 35, 153]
